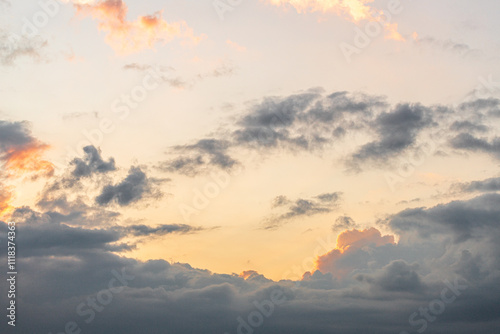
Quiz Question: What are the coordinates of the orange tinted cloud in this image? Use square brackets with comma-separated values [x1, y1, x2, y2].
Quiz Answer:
[0, 185, 14, 218]
[70, 0, 204, 54]
[3, 142, 54, 179]
[0, 121, 55, 218]
[314, 227, 395, 279]
[268, 0, 372, 21]
[266, 0, 404, 41]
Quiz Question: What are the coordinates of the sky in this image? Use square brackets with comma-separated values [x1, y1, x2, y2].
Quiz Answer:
[1, 0, 500, 333]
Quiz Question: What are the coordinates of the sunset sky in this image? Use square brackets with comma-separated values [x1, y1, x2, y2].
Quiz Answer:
[1, 1, 500, 333]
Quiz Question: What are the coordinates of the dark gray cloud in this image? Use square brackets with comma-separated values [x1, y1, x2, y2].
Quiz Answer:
[35, 146, 164, 225]
[453, 176, 500, 193]
[351, 103, 434, 164]
[159, 139, 237, 176]
[124, 224, 203, 236]
[265, 192, 342, 229]
[390, 193, 500, 244]
[450, 133, 500, 160]
[96, 166, 163, 207]
[71, 145, 116, 178]
[459, 98, 500, 116]
[357, 260, 423, 293]
[0, 120, 54, 179]
[232, 90, 383, 150]
[332, 215, 358, 231]
[161, 90, 387, 176]
[1, 193, 500, 333]
[450, 120, 488, 133]
[0, 120, 40, 154]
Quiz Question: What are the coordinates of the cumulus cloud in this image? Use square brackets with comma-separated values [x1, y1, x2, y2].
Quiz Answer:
[3, 192, 500, 333]
[68, 0, 204, 54]
[314, 227, 395, 279]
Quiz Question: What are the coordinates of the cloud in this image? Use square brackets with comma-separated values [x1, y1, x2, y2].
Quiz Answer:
[157, 89, 500, 176]
[450, 133, 500, 160]
[96, 166, 163, 206]
[124, 224, 203, 237]
[412, 33, 480, 57]
[332, 215, 358, 230]
[453, 177, 500, 193]
[356, 260, 423, 293]
[265, 192, 342, 229]
[0, 184, 13, 217]
[314, 227, 395, 279]
[459, 98, 500, 117]
[450, 120, 488, 133]
[266, 0, 404, 40]
[0, 120, 54, 179]
[350, 103, 434, 166]
[160, 89, 389, 176]
[267, 0, 374, 22]
[71, 145, 116, 178]
[390, 193, 500, 244]
[0, 120, 54, 217]
[159, 139, 237, 176]
[0, 30, 47, 66]
[2, 192, 500, 333]
[69, 0, 204, 54]
[35, 146, 165, 226]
